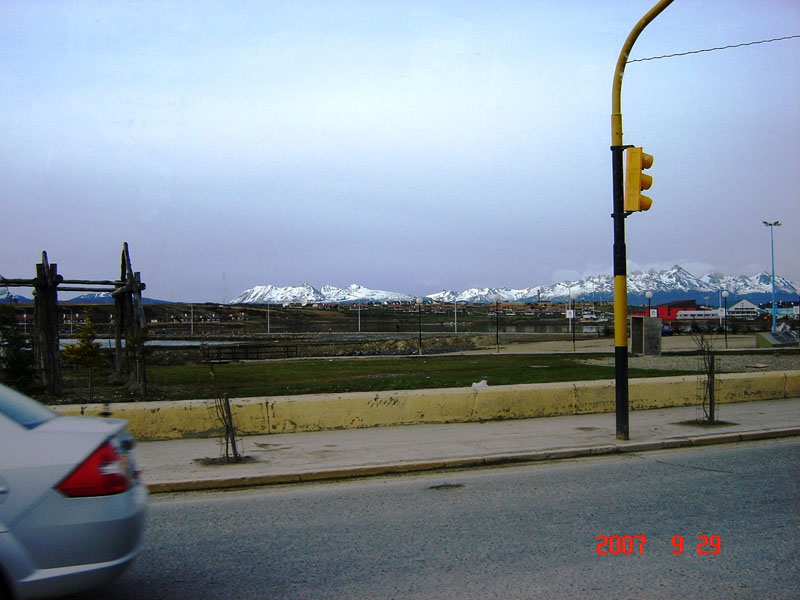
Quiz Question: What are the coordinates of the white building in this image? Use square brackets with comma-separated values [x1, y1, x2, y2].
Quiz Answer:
[674, 309, 719, 320]
[726, 299, 762, 320]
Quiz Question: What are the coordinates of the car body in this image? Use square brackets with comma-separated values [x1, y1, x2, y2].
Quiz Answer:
[0, 383, 147, 599]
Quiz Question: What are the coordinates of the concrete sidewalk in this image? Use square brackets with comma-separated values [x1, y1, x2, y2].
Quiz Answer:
[137, 398, 800, 493]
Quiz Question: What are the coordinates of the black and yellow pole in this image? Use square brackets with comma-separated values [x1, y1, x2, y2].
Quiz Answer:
[611, 0, 673, 440]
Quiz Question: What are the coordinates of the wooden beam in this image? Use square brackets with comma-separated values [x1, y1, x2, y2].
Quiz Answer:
[61, 279, 124, 286]
[59, 286, 120, 293]
[0, 278, 37, 286]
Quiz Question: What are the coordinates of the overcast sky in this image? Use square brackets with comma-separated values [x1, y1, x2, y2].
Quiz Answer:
[1, 0, 798, 302]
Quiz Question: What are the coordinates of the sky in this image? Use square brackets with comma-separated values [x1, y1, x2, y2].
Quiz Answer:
[1, 0, 798, 303]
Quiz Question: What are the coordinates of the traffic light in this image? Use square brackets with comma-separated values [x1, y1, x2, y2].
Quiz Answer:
[624, 146, 653, 212]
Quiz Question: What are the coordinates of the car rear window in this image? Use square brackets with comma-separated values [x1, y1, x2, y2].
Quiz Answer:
[0, 383, 58, 429]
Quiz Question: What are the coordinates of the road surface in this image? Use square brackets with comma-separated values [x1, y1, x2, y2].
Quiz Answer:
[68, 439, 799, 599]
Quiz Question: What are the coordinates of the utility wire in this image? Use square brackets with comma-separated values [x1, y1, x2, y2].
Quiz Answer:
[628, 34, 800, 63]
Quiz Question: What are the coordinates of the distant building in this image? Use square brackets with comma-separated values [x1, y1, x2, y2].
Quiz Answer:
[630, 297, 771, 322]
[674, 308, 718, 320]
[630, 299, 698, 321]
[726, 299, 762, 320]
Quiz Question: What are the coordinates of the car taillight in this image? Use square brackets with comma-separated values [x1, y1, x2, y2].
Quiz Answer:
[56, 440, 132, 497]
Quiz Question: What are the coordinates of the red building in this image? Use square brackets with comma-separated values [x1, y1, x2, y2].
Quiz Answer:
[630, 299, 699, 321]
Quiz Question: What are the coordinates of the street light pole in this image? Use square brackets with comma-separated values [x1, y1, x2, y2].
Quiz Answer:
[645, 291, 653, 317]
[493, 294, 501, 353]
[721, 290, 729, 348]
[416, 297, 423, 355]
[570, 293, 578, 351]
[763, 220, 781, 332]
[610, 0, 674, 440]
[796, 288, 800, 338]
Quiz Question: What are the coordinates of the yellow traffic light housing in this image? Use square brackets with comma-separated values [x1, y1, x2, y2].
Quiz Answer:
[624, 146, 653, 212]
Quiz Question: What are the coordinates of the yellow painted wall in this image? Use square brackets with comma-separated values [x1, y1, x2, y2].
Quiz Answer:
[53, 371, 800, 440]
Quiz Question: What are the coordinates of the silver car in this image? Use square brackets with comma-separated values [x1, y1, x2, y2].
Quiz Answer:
[0, 383, 147, 599]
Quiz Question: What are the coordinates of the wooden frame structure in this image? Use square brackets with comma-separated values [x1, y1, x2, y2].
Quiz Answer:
[1, 243, 147, 396]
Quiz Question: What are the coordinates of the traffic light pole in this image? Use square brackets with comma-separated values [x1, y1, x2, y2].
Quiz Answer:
[611, 0, 673, 440]
[611, 145, 630, 440]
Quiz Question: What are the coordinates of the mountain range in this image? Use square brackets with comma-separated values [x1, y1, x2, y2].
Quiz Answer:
[230, 266, 799, 306]
[0, 290, 170, 304]
[3, 266, 797, 306]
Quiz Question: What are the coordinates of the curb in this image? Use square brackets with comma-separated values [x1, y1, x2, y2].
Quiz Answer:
[55, 371, 800, 441]
[145, 426, 800, 494]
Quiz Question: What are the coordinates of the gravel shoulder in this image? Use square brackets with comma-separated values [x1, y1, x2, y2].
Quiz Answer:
[586, 353, 799, 373]
[500, 333, 799, 373]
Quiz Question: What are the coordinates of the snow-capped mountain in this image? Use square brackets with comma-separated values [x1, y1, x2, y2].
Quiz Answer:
[230, 284, 413, 305]
[428, 287, 532, 304]
[61, 292, 170, 304]
[231, 284, 325, 305]
[62, 292, 115, 303]
[318, 284, 413, 303]
[0, 284, 31, 303]
[545, 266, 798, 304]
[230, 267, 799, 306]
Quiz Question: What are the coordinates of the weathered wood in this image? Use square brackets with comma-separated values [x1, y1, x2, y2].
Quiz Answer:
[113, 287, 127, 380]
[59, 286, 120, 293]
[111, 285, 133, 297]
[2, 278, 124, 288]
[60, 279, 124, 286]
[0, 278, 37, 286]
[114, 243, 148, 397]
[32, 252, 62, 395]
[7, 244, 147, 397]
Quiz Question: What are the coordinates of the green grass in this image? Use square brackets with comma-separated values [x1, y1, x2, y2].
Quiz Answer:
[140, 354, 693, 401]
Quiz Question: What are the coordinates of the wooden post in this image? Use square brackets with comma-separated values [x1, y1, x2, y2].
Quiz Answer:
[7, 246, 146, 397]
[113, 243, 148, 397]
[131, 269, 147, 396]
[33, 252, 62, 395]
[112, 247, 133, 382]
[113, 287, 126, 381]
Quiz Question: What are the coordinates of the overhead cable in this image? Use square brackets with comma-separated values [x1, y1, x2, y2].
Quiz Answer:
[628, 34, 800, 63]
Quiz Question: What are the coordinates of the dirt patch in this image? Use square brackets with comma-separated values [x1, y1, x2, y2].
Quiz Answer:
[672, 420, 738, 428]
[193, 455, 255, 466]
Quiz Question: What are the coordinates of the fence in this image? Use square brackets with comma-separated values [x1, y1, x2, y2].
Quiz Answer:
[202, 344, 299, 362]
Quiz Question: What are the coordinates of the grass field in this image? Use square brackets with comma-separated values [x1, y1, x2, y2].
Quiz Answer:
[53, 353, 695, 402]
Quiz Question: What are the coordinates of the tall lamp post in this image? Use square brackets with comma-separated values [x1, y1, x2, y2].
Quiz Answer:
[794, 288, 800, 340]
[493, 294, 501, 353]
[610, 0, 674, 440]
[570, 293, 578, 351]
[763, 220, 781, 332]
[796, 288, 800, 338]
[645, 291, 653, 317]
[416, 297, 423, 355]
[721, 290, 729, 349]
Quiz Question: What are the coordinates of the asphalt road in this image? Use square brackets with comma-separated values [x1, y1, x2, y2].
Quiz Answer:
[67, 439, 799, 600]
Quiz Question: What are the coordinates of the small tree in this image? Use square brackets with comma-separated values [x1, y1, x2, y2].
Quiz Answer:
[62, 315, 104, 402]
[690, 329, 717, 423]
[0, 305, 36, 392]
[124, 329, 149, 398]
